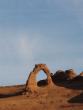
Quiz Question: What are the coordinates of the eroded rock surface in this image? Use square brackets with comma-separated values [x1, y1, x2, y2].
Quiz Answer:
[79, 72, 83, 76]
[25, 64, 53, 93]
[65, 69, 76, 80]
[53, 70, 66, 81]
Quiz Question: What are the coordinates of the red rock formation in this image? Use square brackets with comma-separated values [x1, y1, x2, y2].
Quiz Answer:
[65, 69, 76, 80]
[53, 70, 66, 81]
[25, 64, 53, 93]
[79, 72, 83, 76]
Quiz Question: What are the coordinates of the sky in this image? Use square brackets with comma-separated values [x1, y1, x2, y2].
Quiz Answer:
[0, 0, 83, 86]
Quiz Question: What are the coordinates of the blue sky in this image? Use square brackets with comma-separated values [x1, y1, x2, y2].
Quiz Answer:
[0, 0, 83, 86]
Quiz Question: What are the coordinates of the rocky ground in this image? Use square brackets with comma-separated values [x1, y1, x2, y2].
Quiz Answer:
[0, 80, 83, 110]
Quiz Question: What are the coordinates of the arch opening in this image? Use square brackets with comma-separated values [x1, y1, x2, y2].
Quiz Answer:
[36, 70, 48, 87]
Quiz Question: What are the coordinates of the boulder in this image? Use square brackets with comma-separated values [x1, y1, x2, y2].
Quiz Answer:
[65, 69, 76, 80]
[53, 70, 66, 81]
[79, 72, 83, 76]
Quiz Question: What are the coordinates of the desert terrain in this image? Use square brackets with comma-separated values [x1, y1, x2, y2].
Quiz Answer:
[0, 64, 83, 110]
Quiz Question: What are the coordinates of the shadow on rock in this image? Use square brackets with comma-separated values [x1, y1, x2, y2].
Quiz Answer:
[37, 79, 48, 87]
[0, 89, 25, 98]
[68, 92, 83, 103]
[52, 75, 83, 90]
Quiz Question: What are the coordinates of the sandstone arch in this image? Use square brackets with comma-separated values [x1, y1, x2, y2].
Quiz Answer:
[25, 64, 53, 93]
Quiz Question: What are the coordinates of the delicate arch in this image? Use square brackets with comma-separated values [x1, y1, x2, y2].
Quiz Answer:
[25, 64, 53, 93]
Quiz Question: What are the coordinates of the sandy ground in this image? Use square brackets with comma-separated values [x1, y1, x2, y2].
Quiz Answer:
[0, 83, 83, 110]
